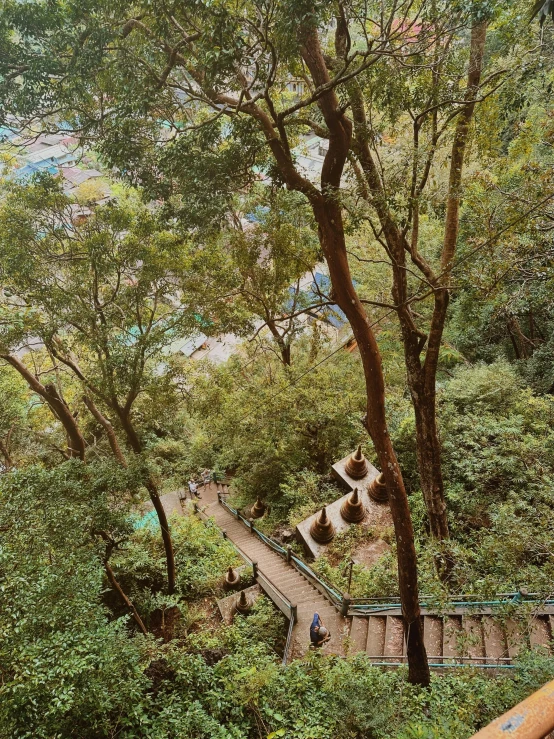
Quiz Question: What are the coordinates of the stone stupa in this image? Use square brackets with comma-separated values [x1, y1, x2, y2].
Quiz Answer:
[344, 444, 369, 479]
[340, 486, 366, 524]
[368, 472, 388, 502]
[309, 506, 336, 544]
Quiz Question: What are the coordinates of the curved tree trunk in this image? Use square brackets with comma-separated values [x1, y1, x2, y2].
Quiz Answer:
[0, 438, 13, 470]
[315, 204, 430, 686]
[1, 354, 86, 461]
[97, 531, 148, 635]
[290, 19, 430, 686]
[104, 560, 148, 635]
[83, 395, 128, 467]
[117, 408, 176, 595]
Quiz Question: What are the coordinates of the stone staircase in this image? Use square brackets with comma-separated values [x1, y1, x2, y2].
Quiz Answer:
[200, 482, 348, 657]
[350, 612, 554, 665]
[196, 483, 553, 665]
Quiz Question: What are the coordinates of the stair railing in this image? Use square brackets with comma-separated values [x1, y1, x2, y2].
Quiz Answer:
[215, 495, 554, 667]
[283, 604, 297, 666]
[469, 678, 554, 738]
[218, 494, 344, 606]
[217, 494, 554, 618]
[195, 499, 297, 665]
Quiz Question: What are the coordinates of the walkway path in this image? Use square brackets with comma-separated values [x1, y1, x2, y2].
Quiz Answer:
[191, 483, 554, 666]
[199, 482, 348, 658]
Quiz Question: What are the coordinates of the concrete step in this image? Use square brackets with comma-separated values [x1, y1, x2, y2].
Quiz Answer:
[506, 619, 523, 659]
[264, 577, 305, 591]
[260, 562, 296, 577]
[462, 615, 485, 664]
[349, 617, 369, 654]
[281, 586, 321, 600]
[443, 615, 462, 662]
[366, 615, 386, 659]
[530, 615, 551, 652]
[383, 616, 404, 660]
[423, 616, 443, 662]
[297, 607, 340, 624]
[264, 565, 302, 578]
[482, 616, 508, 661]
[269, 576, 313, 591]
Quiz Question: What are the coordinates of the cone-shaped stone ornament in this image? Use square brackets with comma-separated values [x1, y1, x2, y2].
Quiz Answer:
[251, 497, 266, 519]
[224, 566, 241, 591]
[368, 472, 388, 503]
[340, 487, 366, 524]
[345, 444, 369, 479]
[310, 506, 336, 544]
[235, 589, 251, 615]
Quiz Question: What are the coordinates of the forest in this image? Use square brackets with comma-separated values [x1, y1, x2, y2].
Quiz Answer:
[1, 0, 554, 737]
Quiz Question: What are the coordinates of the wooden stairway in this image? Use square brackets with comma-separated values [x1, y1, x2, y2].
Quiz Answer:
[349, 613, 554, 665]
[200, 483, 348, 657]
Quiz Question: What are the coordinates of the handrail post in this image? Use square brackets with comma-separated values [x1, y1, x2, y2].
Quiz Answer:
[291, 603, 297, 624]
[286, 545, 292, 563]
[341, 594, 351, 617]
[347, 559, 354, 593]
[249, 517, 254, 533]
[217, 490, 222, 505]
[252, 560, 258, 579]
[222, 529, 227, 540]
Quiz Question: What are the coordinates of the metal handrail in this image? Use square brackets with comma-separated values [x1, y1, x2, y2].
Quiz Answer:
[470, 679, 554, 737]
[199, 498, 297, 664]
[217, 495, 554, 617]
[350, 592, 554, 606]
[215, 495, 554, 673]
[349, 596, 554, 616]
[282, 604, 297, 666]
[290, 554, 343, 606]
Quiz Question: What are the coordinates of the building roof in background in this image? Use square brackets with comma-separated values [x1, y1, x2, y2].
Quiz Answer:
[14, 162, 58, 180]
[61, 167, 103, 187]
[162, 334, 209, 357]
[24, 144, 74, 165]
[285, 271, 348, 329]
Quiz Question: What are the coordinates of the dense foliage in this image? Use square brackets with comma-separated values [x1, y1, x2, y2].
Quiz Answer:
[1, 0, 554, 732]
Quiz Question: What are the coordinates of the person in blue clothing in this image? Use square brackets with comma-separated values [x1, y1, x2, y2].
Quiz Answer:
[310, 612, 331, 647]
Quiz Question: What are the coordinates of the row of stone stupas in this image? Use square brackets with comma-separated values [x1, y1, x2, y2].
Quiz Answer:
[309, 445, 388, 545]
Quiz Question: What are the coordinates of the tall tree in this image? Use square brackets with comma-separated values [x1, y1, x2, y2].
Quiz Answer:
[340, 15, 490, 545]
[224, 189, 324, 366]
[0, 0, 438, 684]
[0, 177, 225, 594]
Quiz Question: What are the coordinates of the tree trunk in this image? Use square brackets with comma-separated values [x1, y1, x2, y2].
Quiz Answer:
[83, 395, 128, 467]
[292, 20, 429, 686]
[117, 408, 176, 595]
[315, 203, 430, 686]
[345, 21, 487, 545]
[97, 531, 149, 635]
[412, 382, 449, 542]
[267, 320, 292, 366]
[104, 560, 148, 635]
[0, 437, 13, 470]
[0, 354, 86, 461]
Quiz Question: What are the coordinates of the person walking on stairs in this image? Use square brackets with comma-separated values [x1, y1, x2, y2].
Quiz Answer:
[188, 479, 200, 499]
[310, 612, 331, 647]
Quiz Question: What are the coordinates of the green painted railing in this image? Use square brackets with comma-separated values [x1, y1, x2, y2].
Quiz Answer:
[217, 493, 554, 669]
[194, 499, 297, 665]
